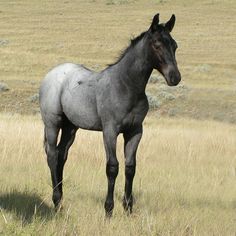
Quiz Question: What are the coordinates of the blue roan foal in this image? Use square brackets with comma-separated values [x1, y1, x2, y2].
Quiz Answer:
[39, 13, 181, 217]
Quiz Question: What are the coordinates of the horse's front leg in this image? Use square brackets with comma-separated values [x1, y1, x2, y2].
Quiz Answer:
[103, 125, 119, 217]
[123, 125, 143, 214]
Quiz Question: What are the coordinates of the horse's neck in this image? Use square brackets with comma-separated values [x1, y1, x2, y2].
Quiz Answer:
[112, 40, 153, 94]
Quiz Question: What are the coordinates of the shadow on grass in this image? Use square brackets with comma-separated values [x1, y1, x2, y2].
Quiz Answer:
[0, 189, 54, 224]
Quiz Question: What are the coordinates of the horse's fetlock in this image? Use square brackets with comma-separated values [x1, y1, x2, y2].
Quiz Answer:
[53, 190, 62, 207]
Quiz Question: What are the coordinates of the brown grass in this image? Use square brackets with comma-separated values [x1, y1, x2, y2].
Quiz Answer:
[0, 1, 236, 234]
[0, 114, 235, 235]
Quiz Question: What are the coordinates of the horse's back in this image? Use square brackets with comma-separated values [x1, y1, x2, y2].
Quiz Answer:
[39, 63, 93, 126]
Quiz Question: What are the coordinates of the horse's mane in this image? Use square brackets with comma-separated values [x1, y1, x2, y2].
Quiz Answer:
[108, 31, 147, 67]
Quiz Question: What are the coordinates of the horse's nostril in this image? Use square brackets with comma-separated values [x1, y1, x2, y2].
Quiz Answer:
[168, 75, 181, 86]
[168, 70, 181, 86]
[172, 77, 180, 84]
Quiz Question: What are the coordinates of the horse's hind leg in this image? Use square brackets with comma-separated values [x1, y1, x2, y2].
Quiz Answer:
[44, 125, 61, 209]
[44, 118, 77, 211]
[57, 118, 77, 206]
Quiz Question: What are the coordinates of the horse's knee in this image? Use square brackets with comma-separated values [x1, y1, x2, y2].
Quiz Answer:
[106, 163, 119, 180]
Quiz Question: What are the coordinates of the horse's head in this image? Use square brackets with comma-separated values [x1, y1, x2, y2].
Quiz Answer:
[147, 14, 181, 86]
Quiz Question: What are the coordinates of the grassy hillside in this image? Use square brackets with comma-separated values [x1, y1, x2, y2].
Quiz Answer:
[0, 0, 235, 122]
[0, 114, 235, 235]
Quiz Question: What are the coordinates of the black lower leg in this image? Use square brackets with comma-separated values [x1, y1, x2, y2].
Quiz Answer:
[56, 156, 64, 199]
[47, 153, 62, 208]
[104, 164, 119, 217]
[54, 123, 76, 210]
[123, 165, 135, 213]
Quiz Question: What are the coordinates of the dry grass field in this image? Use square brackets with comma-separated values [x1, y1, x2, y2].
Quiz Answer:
[0, 0, 236, 235]
[0, 114, 235, 235]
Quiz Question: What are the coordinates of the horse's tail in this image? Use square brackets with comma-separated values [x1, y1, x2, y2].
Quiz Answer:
[43, 127, 48, 154]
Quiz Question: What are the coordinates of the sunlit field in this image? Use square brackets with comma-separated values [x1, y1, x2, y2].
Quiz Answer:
[0, 114, 235, 235]
[0, 0, 236, 235]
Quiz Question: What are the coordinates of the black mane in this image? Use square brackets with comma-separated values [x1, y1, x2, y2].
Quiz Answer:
[108, 31, 147, 67]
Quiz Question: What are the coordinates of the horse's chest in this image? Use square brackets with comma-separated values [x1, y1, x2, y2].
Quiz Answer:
[122, 112, 142, 127]
[121, 98, 148, 129]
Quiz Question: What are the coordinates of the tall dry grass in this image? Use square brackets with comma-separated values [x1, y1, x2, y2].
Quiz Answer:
[0, 114, 235, 235]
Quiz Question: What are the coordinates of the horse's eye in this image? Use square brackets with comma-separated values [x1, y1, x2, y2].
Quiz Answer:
[153, 40, 161, 49]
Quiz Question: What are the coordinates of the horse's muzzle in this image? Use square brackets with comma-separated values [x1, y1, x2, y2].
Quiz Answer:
[166, 70, 181, 86]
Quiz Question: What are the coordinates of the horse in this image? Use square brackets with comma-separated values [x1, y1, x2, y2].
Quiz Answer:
[39, 13, 181, 217]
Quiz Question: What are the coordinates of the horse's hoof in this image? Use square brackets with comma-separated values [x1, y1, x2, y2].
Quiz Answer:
[122, 196, 133, 215]
[54, 202, 63, 212]
[104, 200, 114, 218]
[105, 210, 113, 218]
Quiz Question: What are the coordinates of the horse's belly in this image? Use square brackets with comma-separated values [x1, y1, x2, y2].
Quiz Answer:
[61, 85, 102, 131]
[66, 111, 102, 131]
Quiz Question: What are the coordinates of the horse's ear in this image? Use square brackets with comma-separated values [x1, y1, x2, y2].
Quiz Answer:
[165, 14, 175, 32]
[150, 13, 159, 32]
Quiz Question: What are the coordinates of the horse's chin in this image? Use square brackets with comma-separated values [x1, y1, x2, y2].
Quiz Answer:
[166, 80, 180, 86]
[164, 75, 181, 86]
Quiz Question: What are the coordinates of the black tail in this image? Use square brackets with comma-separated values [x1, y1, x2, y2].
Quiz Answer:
[43, 127, 47, 154]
